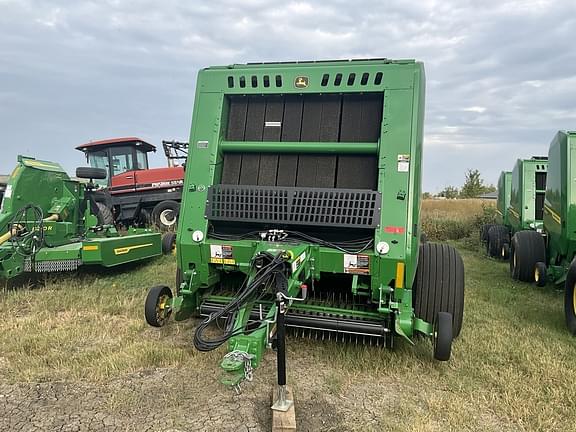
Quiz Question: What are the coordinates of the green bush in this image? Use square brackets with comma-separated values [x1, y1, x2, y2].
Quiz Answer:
[421, 202, 497, 241]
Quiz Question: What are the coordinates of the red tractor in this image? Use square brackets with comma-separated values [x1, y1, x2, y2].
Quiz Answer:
[76, 137, 188, 230]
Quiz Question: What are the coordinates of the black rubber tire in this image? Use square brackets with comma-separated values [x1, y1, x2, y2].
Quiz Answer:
[145, 285, 173, 327]
[564, 260, 576, 335]
[487, 225, 509, 258]
[413, 242, 465, 338]
[161, 232, 176, 255]
[95, 202, 114, 225]
[480, 224, 496, 243]
[534, 261, 547, 287]
[421, 232, 428, 243]
[433, 311, 453, 361]
[152, 200, 180, 231]
[501, 243, 510, 260]
[76, 166, 107, 180]
[509, 231, 546, 282]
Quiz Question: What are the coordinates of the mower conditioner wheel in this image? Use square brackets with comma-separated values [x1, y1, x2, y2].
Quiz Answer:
[414, 242, 465, 338]
[145, 285, 173, 327]
[161, 231, 176, 255]
[487, 225, 509, 259]
[433, 311, 453, 361]
[564, 260, 576, 335]
[509, 230, 546, 282]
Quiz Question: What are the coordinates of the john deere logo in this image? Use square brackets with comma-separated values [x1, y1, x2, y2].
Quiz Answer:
[295, 76, 309, 88]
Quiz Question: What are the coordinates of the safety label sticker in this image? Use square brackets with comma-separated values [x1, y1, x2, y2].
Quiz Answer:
[291, 252, 306, 273]
[210, 244, 235, 265]
[344, 254, 370, 274]
[397, 154, 410, 172]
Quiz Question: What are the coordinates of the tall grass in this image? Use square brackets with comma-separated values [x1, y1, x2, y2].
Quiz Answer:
[421, 199, 496, 241]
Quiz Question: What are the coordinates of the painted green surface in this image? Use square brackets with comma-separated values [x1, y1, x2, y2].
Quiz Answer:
[0, 155, 162, 279]
[171, 59, 428, 372]
[508, 157, 548, 233]
[496, 171, 512, 226]
[542, 131, 576, 281]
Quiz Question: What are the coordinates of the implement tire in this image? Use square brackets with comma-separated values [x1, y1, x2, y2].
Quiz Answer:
[161, 232, 176, 255]
[565, 260, 576, 335]
[413, 242, 465, 338]
[145, 285, 173, 327]
[487, 225, 509, 258]
[480, 224, 496, 243]
[509, 230, 546, 282]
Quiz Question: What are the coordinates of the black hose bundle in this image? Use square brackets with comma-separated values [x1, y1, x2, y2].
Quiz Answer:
[193, 252, 288, 352]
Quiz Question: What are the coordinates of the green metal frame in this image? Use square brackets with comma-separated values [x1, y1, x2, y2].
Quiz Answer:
[0, 155, 162, 279]
[169, 59, 431, 375]
[496, 171, 512, 226]
[541, 131, 576, 283]
[508, 157, 548, 233]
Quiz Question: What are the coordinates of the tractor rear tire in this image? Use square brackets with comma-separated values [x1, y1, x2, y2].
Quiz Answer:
[152, 200, 179, 231]
[95, 202, 114, 225]
[564, 260, 576, 335]
[433, 311, 453, 361]
[480, 224, 496, 243]
[145, 285, 173, 327]
[487, 225, 509, 258]
[413, 242, 465, 338]
[161, 232, 176, 255]
[509, 230, 546, 282]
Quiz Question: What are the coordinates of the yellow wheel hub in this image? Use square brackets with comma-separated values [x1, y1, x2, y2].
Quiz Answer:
[534, 268, 539, 282]
[572, 283, 576, 315]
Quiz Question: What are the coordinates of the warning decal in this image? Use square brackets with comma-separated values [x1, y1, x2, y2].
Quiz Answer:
[210, 244, 235, 265]
[343, 254, 370, 274]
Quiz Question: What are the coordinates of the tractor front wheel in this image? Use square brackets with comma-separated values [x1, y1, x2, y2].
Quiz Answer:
[145, 285, 173, 327]
[433, 312, 453, 361]
[564, 260, 576, 335]
[152, 200, 180, 231]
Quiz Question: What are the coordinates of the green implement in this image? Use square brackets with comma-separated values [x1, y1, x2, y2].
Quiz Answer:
[0, 155, 163, 280]
[145, 58, 465, 388]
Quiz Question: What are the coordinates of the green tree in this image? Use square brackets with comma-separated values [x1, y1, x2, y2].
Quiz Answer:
[422, 192, 432, 199]
[438, 185, 459, 199]
[460, 169, 491, 198]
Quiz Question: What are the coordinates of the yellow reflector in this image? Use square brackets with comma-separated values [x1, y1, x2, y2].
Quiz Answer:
[83, 245, 99, 251]
[396, 262, 405, 289]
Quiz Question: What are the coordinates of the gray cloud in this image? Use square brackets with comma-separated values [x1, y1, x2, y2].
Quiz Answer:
[1, 0, 575, 191]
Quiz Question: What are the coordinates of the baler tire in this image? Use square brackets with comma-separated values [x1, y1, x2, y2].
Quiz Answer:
[509, 231, 546, 282]
[145, 285, 173, 327]
[534, 262, 547, 287]
[433, 311, 453, 361]
[413, 242, 465, 338]
[564, 261, 576, 335]
[501, 243, 510, 260]
[480, 224, 496, 243]
[95, 202, 114, 226]
[161, 232, 176, 255]
[152, 200, 180, 231]
[487, 225, 509, 258]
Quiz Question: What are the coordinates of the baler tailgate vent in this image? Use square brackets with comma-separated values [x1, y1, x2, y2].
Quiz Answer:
[206, 185, 381, 228]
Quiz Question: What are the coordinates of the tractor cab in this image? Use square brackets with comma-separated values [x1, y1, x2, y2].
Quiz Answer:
[76, 137, 156, 187]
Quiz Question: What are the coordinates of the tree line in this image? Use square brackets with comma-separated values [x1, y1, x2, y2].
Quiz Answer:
[423, 169, 496, 199]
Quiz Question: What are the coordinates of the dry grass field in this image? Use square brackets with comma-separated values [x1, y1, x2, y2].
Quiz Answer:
[1, 199, 574, 431]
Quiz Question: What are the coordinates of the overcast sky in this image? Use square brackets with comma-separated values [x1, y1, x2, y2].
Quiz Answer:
[1, 0, 575, 192]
